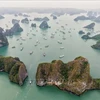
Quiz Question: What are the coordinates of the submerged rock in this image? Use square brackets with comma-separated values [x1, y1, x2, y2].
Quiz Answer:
[0, 28, 9, 47]
[36, 56, 100, 95]
[39, 21, 50, 29]
[12, 19, 20, 24]
[4, 23, 23, 36]
[84, 23, 95, 29]
[0, 56, 28, 85]
[21, 18, 29, 24]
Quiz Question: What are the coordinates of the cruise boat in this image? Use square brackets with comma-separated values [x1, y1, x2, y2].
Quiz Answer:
[59, 55, 64, 58]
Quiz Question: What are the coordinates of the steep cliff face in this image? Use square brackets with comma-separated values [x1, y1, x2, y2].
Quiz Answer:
[36, 56, 100, 95]
[0, 56, 28, 85]
[0, 28, 9, 47]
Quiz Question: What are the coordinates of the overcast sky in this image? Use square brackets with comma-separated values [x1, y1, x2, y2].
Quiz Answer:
[0, 1, 100, 9]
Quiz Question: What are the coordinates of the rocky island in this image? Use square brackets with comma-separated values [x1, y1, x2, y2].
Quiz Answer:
[84, 23, 95, 29]
[31, 23, 36, 27]
[78, 30, 85, 35]
[0, 27, 9, 47]
[74, 15, 89, 21]
[0, 56, 28, 85]
[4, 23, 23, 36]
[91, 40, 100, 50]
[21, 18, 29, 24]
[39, 21, 50, 29]
[36, 56, 100, 96]
[0, 15, 4, 19]
[34, 17, 49, 21]
[12, 19, 20, 24]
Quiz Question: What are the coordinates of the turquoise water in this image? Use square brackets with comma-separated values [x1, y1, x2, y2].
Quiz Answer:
[0, 13, 100, 100]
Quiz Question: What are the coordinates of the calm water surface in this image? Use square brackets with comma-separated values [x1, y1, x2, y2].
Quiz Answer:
[0, 13, 100, 100]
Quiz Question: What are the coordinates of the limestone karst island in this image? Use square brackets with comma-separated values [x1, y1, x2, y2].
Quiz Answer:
[1, 1, 100, 100]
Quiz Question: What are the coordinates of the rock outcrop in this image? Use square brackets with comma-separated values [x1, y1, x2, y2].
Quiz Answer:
[4, 23, 23, 36]
[84, 23, 95, 29]
[34, 17, 49, 21]
[21, 18, 29, 24]
[0, 56, 28, 85]
[36, 56, 100, 95]
[0, 27, 9, 47]
[12, 19, 20, 24]
[39, 21, 50, 29]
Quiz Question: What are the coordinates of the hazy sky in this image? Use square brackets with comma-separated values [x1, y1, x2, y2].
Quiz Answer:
[0, 1, 100, 9]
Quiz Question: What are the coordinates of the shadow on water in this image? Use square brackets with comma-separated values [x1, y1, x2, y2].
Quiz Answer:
[0, 46, 8, 56]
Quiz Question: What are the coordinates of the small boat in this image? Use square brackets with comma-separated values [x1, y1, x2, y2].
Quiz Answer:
[59, 55, 64, 58]
[16, 39, 19, 41]
[51, 36, 54, 38]
[43, 37, 47, 40]
[43, 53, 46, 57]
[12, 46, 15, 48]
[45, 45, 49, 48]
[34, 44, 37, 46]
[58, 40, 62, 44]
[32, 34, 36, 36]
[29, 80, 33, 84]
[20, 47, 24, 51]
[62, 37, 66, 40]
[30, 51, 33, 55]
[20, 43, 22, 45]
[29, 37, 32, 39]
[60, 47, 64, 49]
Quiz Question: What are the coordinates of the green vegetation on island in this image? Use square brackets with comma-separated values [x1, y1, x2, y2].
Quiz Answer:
[36, 56, 100, 95]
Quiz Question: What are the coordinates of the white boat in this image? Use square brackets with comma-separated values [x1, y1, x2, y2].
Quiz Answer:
[58, 40, 62, 44]
[59, 55, 64, 58]
[30, 51, 33, 55]
[20, 47, 24, 51]
[43, 37, 47, 40]
[43, 53, 46, 57]
[60, 47, 64, 49]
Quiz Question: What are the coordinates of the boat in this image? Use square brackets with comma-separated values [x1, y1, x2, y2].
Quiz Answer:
[32, 34, 36, 36]
[43, 53, 46, 57]
[34, 44, 37, 46]
[30, 51, 33, 55]
[20, 43, 22, 45]
[59, 55, 64, 58]
[12, 46, 15, 48]
[62, 37, 66, 40]
[20, 47, 24, 51]
[45, 45, 49, 48]
[16, 39, 19, 41]
[58, 40, 62, 44]
[43, 37, 47, 40]
[60, 47, 64, 49]
[29, 80, 33, 84]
